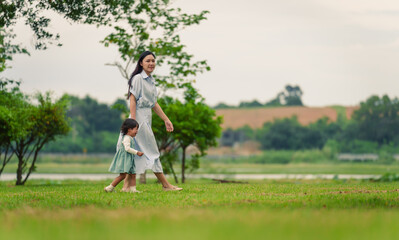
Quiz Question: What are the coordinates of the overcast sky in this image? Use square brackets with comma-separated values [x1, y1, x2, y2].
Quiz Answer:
[2, 0, 399, 107]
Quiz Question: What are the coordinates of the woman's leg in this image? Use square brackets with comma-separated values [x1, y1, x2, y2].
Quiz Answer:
[128, 174, 136, 187]
[123, 174, 131, 190]
[154, 172, 174, 188]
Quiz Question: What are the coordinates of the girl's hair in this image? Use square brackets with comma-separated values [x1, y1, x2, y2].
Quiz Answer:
[120, 118, 139, 135]
[126, 51, 156, 100]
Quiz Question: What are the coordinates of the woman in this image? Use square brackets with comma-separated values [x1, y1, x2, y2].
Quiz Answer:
[118, 51, 182, 191]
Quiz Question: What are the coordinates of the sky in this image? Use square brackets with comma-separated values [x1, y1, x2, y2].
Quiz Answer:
[2, 0, 399, 107]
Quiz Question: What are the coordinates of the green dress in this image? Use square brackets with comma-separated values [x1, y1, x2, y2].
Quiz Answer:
[109, 135, 136, 174]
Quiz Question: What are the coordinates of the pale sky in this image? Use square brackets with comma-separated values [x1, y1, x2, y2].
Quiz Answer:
[2, 0, 399, 107]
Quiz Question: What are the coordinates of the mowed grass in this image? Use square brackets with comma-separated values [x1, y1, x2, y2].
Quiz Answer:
[1, 179, 399, 240]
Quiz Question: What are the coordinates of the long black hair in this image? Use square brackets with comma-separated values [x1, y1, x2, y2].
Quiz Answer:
[120, 118, 139, 135]
[126, 51, 156, 100]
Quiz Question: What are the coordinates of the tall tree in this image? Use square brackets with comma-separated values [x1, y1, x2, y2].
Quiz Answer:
[0, 79, 26, 176]
[1, 0, 209, 79]
[12, 93, 70, 185]
[352, 95, 399, 144]
[265, 85, 304, 107]
[153, 85, 222, 183]
[101, 1, 210, 94]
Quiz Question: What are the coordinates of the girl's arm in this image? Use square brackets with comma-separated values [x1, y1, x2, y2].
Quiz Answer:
[129, 94, 137, 119]
[122, 137, 138, 155]
[152, 102, 174, 132]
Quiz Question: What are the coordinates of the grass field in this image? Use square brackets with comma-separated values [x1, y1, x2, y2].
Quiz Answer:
[1, 179, 399, 240]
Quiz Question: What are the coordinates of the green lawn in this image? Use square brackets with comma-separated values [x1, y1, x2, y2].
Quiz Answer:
[1, 179, 399, 240]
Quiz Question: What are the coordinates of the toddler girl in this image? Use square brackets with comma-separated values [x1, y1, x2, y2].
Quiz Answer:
[104, 118, 143, 193]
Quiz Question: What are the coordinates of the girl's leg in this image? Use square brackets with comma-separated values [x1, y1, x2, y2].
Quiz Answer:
[111, 173, 127, 187]
[123, 174, 139, 193]
[104, 173, 126, 192]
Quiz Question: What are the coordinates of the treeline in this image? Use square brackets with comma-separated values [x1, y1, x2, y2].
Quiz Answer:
[220, 95, 399, 154]
[42, 95, 128, 153]
[214, 85, 304, 109]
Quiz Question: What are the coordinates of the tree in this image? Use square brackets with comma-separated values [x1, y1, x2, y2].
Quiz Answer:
[153, 86, 222, 183]
[42, 95, 125, 153]
[238, 100, 263, 108]
[0, 1, 107, 71]
[0, 79, 26, 176]
[284, 85, 303, 106]
[256, 116, 323, 150]
[12, 93, 70, 185]
[150, 96, 177, 182]
[265, 85, 304, 107]
[1, 1, 209, 76]
[351, 95, 399, 144]
[213, 102, 234, 109]
[101, 1, 210, 94]
[220, 125, 254, 147]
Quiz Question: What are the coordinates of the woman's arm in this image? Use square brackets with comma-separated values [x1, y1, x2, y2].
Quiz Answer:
[129, 94, 137, 119]
[152, 102, 174, 132]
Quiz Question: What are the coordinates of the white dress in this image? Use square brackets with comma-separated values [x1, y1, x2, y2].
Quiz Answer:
[116, 71, 163, 174]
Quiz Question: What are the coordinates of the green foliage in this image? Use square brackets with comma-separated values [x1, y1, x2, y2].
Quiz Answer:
[238, 100, 263, 108]
[1, 79, 70, 184]
[0, 79, 27, 175]
[12, 92, 70, 185]
[153, 87, 223, 183]
[232, 149, 334, 164]
[329, 105, 348, 124]
[220, 125, 255, 147]
[213, 102, 235, 109]
[256, 116, 325, 150]
[43, 95, 125, 153]
[214, 85, 304, 109]
[351, 95, 399, 144]
[100, 1, 210, 93]
[376, 173, 399, 182]
[1, 0, 209, 79]
[0, 28, 30, 72]
[265, 85, 304, 107]
[336, 140, 379, 154]
[220, 95, 399, 154]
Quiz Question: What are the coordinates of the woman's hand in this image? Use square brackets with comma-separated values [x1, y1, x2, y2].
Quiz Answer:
[165, 120, 174, 132]
[137, 151, 144, 156]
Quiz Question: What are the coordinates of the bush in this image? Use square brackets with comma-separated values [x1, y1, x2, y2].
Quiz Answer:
[291, 149, 333, 163]
[253, 151, 294, 164]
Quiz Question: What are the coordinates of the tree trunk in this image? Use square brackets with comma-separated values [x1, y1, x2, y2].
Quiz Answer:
[0, 145, 13, 176]
[22, 146, 41, 185]
[181, 146, 186, 183]
[16, 155, 24, 185]
[168, 158, 178, 183]
[139, 172, 146, 184]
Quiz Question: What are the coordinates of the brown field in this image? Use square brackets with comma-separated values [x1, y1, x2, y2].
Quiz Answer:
[216, 106, 358, 130]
